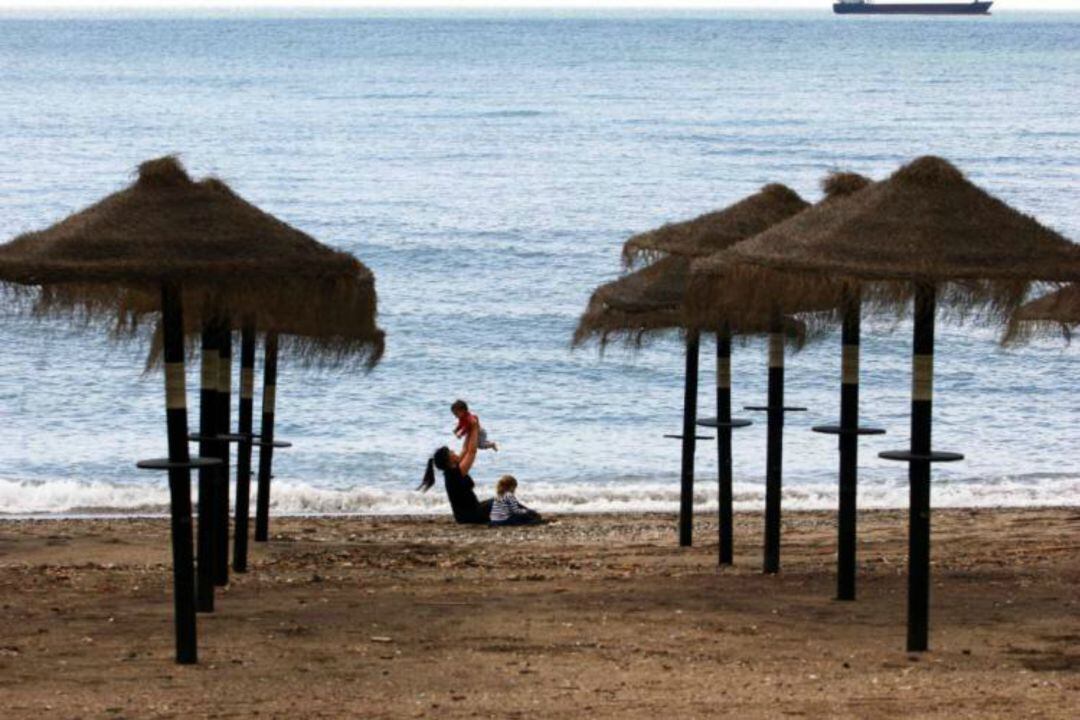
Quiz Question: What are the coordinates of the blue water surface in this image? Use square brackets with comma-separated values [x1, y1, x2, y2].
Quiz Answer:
[0, 10, 1077, 514]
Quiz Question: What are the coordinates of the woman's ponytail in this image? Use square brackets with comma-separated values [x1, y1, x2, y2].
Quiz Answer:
[418, 457, 436, 492]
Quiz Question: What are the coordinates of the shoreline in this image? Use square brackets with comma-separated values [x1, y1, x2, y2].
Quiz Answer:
[2, 503, 1079, 522]
[2, 507, 1077, 717]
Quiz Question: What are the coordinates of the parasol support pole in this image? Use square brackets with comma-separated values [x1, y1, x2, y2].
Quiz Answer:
[233, 320, 256, 572]
[813, 291, 886, 599]
[678, 329, 701, 548]
[196, 322, 219, 612]
[716, 323, 734, 565]
[763, 320, 785, 574]
[838, 294, 861, 601]
[160, 283, 197, 664]
[255, 333, 279, 543]
[879, 284, 963, 650]
[213, 323, 232, 586]
[908, 285, 935, 652]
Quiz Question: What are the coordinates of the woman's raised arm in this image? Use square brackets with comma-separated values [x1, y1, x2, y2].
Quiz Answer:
[459, 424, 479, 475]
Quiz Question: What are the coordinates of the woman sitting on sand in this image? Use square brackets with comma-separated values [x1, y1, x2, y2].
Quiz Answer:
[419, 446, 493, 525]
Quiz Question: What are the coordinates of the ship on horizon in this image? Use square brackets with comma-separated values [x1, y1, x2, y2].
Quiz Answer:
[834, 0, 993, 14]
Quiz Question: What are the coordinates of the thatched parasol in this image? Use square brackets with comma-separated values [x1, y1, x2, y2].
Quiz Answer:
[677, 172, 871, 577]
[1006, 284, 1080, 343]
[0, 157, 382, 361]
[0, 156, 385, 664]
[689, 156, 1080, 652]
[576, 183, 808, 560]
[574, 256, 715, 550]
[574, 255, 800, 346]
[621, 184, 810, 268]
[691, 157, 1080, 319]
[687, 171, 879, 599]
[574, 256, 804, 556]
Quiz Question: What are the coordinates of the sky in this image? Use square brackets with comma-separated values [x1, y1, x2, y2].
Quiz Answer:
[0, 1, 1077, 12]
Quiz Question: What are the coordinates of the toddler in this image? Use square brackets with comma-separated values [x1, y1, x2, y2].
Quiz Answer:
[451, 399, 498, 451]
[489, 475, 541, 527]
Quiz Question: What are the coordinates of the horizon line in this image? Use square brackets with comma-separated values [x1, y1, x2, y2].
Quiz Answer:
[1, 3, 1078, 13]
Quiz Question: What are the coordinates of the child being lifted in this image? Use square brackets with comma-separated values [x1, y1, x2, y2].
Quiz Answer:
[451, 399, 499, 453]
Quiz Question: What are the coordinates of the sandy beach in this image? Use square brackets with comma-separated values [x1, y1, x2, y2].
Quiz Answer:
[1, 507, 1077, 718]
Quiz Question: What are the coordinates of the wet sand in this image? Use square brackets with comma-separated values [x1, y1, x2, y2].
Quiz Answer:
[0, 508, 1077, 718]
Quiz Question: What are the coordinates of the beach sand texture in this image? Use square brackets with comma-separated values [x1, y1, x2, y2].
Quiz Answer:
[1, 508, 1077, 718]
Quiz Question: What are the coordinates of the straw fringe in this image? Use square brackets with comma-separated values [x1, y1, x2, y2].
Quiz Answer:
[1003, 283, 1080, 345]
[573, 303, 807, 352]
[687, 260, 1034, 332]
[575, 252, 808, 351]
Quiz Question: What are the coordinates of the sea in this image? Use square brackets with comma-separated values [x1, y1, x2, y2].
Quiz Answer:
[0, 9, 1078, 517]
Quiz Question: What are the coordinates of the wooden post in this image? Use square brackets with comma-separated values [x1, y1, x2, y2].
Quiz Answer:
[232, 320, 256, 572]
[763, 320, 784, 574]
[908, 285, 935, 652]
[213, 324, 232, 586]
[196, 322, 219, 612]
[716, 323, 734, 565]
[678, 330, 700, 548]
[160, 283, 197, 664]
[254, 333, 279, 543]
[837, 295, 861, 601]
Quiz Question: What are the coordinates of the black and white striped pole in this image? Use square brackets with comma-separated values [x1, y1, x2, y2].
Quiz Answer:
[763, 326, 784, 574]
[213, 324, 232, 587]
[232, 320, 256, 572]
[254, 333, 279, 543]
[699, 323, 752, 565]
[879, 284, 962, 652]
[747, 316, 806, 575]
[812, 291, 884, 600]
[195, 322, 219, 612]
[665, 331, 710, 548]
[150, 283, 198, 664]
[138, 291, 221, 662]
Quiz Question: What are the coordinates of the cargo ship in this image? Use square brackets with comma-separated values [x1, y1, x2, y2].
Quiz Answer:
[834, 1, 992, 14]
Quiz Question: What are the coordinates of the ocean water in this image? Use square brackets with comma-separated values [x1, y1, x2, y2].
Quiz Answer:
[0, 10, 1078, 517]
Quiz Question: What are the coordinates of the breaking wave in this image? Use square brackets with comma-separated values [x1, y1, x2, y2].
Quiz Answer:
[2, 473, 1077, 518]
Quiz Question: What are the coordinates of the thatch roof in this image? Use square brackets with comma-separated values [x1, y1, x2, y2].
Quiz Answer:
[1014, 284, 1080, 324]
[573, 256, 803, 348]
[1004, 284, 1080, 344]
[689, 157, 1080, 326]
[621, 184, 809, 267]
[0, 157, 384, 367]
[684, 172, 872, 327]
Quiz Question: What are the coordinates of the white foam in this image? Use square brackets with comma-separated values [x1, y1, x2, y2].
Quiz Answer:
[2, 473, 1077, 518]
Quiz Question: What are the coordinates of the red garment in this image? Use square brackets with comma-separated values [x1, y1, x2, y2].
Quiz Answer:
[455, 412, 478, 437]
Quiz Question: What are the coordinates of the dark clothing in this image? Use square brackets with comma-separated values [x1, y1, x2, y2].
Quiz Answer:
[490, 510, 542, 527]
[443, 467, 492, 525]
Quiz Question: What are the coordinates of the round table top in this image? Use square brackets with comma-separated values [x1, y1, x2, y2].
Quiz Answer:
[878, 449, 964, 463]
[217, 432, 261, 443]
[811, 424, 886, 436]
[697, 417, 753, 429]
[137, 456, 223, 471]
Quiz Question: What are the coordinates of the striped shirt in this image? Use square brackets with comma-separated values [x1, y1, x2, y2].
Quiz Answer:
[490, 493, 530, 523]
